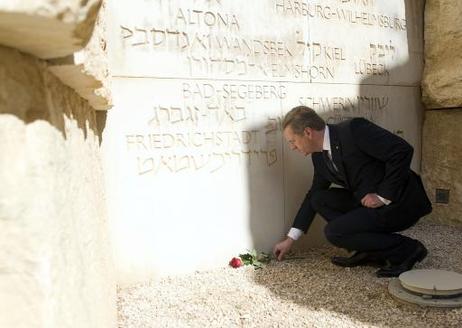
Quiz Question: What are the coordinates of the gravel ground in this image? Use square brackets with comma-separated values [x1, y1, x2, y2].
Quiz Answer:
[118, 221, 462, 328]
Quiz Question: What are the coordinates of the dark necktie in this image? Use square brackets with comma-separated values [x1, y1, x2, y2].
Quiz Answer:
[323, 150, 344, 184]
[322, 150, 337, 174]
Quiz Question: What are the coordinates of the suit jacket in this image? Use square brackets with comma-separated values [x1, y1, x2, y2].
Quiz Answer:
[292, 117, 432, 233]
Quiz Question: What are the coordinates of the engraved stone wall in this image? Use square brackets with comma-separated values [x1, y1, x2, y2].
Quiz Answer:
[103, 0, 425, 284]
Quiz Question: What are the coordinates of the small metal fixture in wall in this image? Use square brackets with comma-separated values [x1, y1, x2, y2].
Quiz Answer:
[435, 188, 450, 204]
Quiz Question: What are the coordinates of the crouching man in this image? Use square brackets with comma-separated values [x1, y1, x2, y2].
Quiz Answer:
[273, 106, 432, 277]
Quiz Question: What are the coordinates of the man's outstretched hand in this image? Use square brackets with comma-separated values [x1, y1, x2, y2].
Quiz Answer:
[361, 193, 385, 208]
[273, 237, 294, 261]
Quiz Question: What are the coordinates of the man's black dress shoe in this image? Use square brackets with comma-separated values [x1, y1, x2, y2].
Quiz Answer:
[331, 251, 384, 268]
[375, 241, 428, 278]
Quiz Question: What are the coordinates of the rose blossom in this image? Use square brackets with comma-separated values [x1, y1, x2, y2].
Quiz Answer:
[229, 257, 243, 268]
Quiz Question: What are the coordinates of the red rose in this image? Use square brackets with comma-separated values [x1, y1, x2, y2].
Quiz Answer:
[229, 257, 243, 268]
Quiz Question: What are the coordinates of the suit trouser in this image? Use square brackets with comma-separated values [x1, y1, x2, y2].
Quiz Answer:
[310, 188, 420, 263]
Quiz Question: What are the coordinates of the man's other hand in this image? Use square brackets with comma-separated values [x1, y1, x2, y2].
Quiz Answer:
[361, 193, 385, 208]
[273, 237, 294, 261]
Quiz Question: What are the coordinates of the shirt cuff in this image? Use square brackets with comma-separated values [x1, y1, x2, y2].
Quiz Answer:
[377, 195, 391, 205]
[287, 227, 303, 241]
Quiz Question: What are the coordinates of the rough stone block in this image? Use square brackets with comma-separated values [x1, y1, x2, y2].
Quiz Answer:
[422, 0, 462, 109]
[0, 45, 115, 327]
[422, 110, 462, 226]
[0, 0, 102, 59]
[48, 1, 112, 110]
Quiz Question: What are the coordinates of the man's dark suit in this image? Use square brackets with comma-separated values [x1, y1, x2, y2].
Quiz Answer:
[292, 117, 432, 263]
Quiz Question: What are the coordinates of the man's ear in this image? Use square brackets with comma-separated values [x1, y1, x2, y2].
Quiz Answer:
[303, 127, 312, 138]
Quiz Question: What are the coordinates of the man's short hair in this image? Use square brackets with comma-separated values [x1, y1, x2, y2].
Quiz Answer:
[282, 106, 326, 134]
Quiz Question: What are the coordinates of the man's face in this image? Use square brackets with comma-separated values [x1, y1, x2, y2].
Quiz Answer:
[283, 126, 317, 156]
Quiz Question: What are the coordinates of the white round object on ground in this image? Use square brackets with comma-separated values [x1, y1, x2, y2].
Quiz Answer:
[388, 269, 462, 308]
[399, 269, 462, 296]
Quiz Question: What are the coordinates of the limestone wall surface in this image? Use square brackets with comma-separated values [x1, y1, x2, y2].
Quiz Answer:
[421, 0, 462, 227]
[103, 0, 426, 285]
[422, 110, 462, 227]
[0, 0, 116, 326]
[48, 1, 113, 110]
[0, 0, 102, 59]
[422, 0, 462, 109]
[0, 46, 116, 328]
